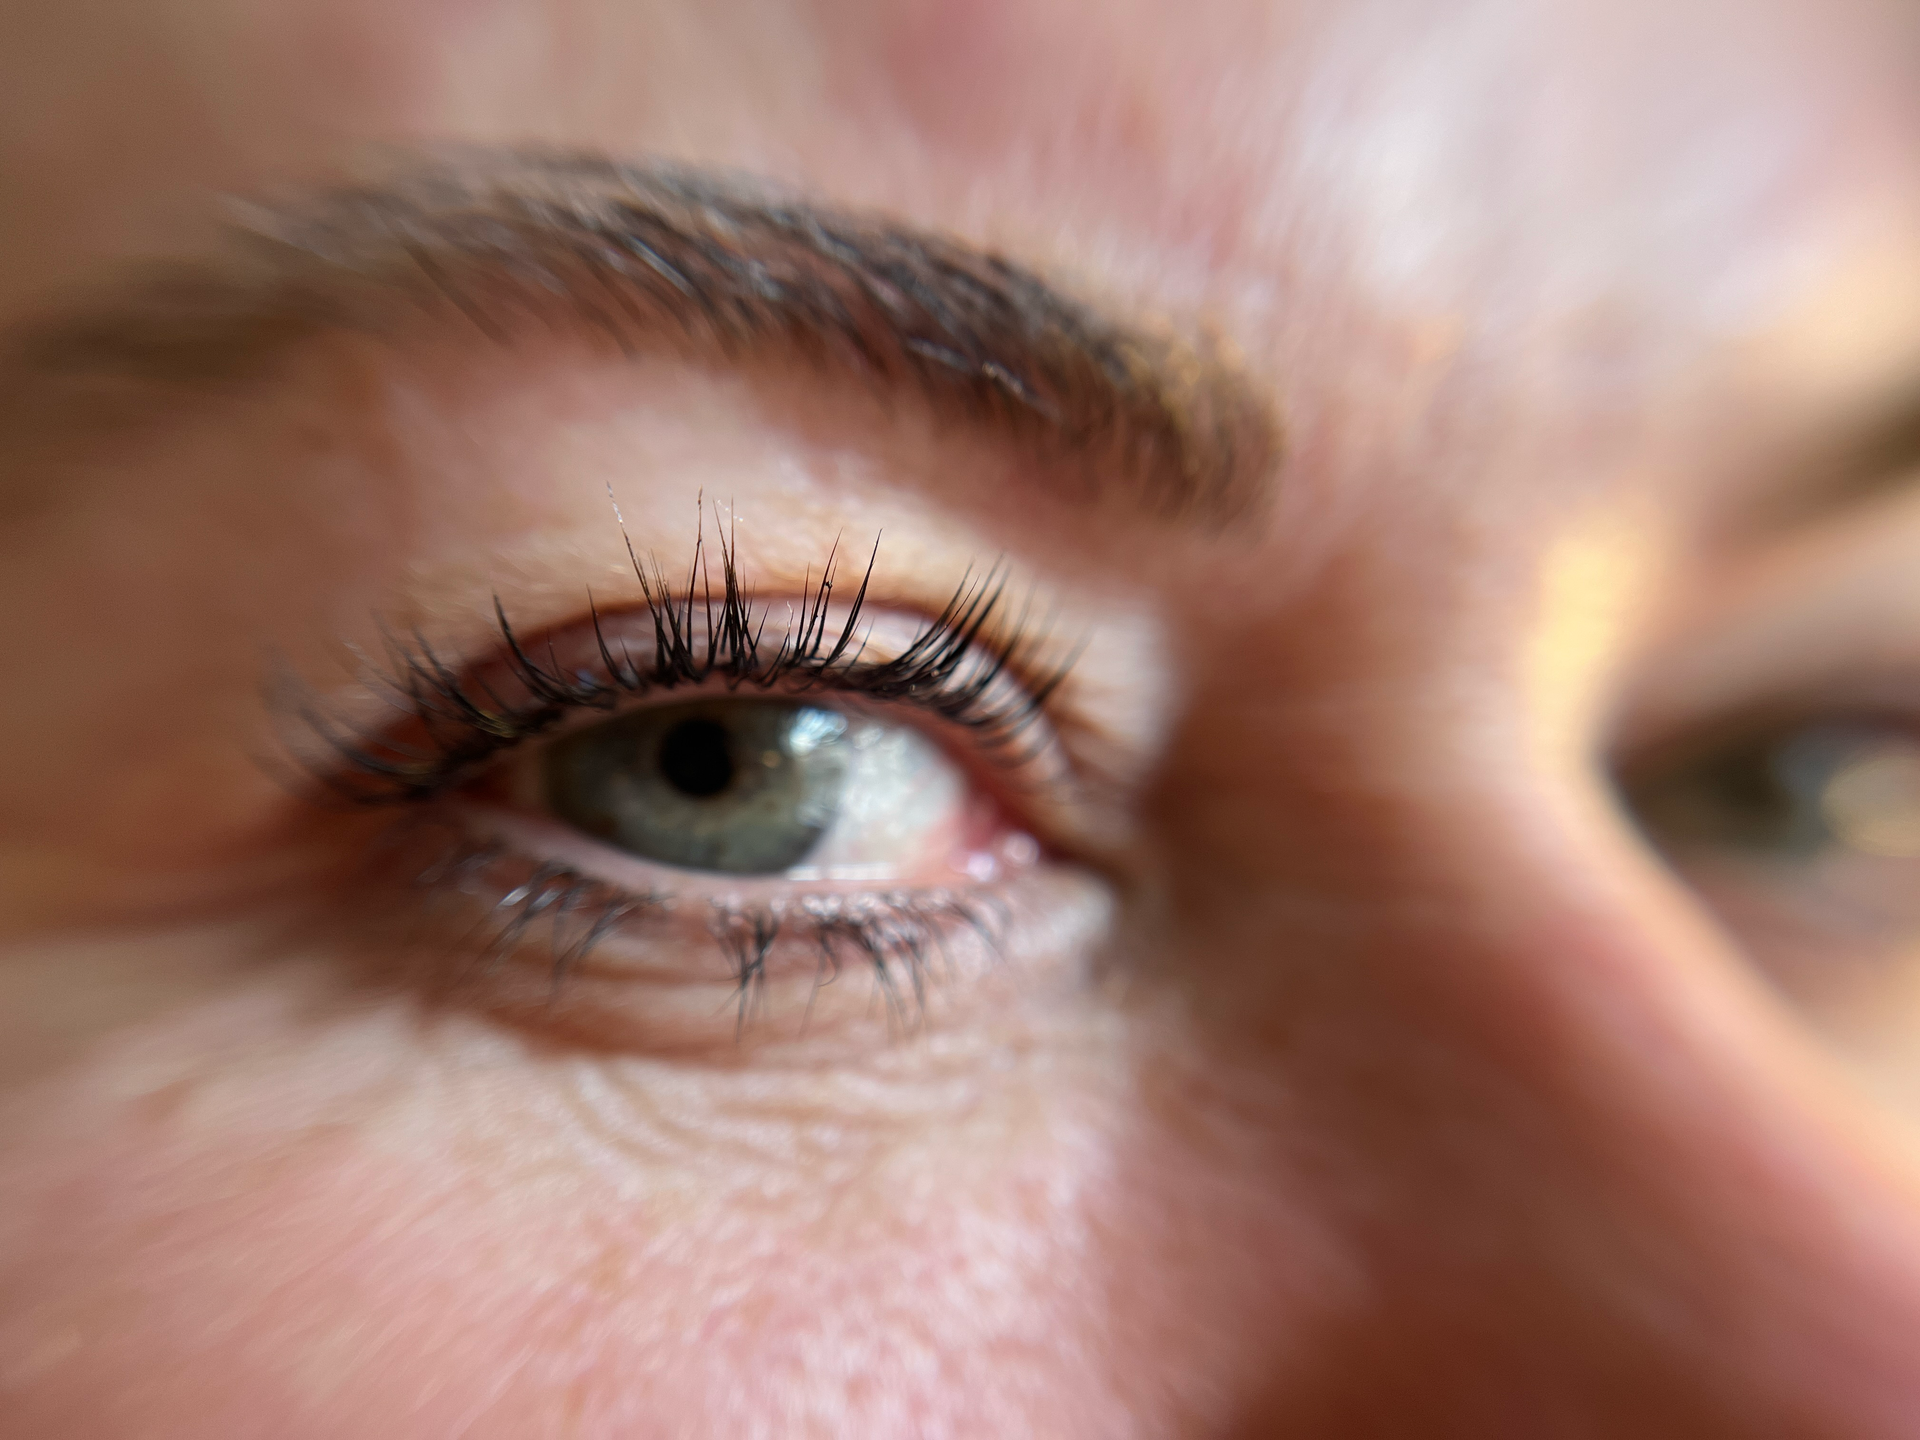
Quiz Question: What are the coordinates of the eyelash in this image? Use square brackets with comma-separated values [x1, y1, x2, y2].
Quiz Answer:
[292, 529, 1068, 1026]
[296, 529, 1070, 807]
[393, 821, 1012, 1031]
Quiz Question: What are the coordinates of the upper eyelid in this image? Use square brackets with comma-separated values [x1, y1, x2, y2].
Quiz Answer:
[285, 540, 1077, 808]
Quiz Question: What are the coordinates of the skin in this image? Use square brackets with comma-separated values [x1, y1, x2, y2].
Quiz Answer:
[5, 0, 1920, 1435]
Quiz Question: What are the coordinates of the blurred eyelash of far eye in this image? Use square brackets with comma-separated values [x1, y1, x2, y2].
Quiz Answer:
[286, 528, 1073, 808]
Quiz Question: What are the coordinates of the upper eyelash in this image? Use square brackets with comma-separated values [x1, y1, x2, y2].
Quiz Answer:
[289, 526, 1076, 806]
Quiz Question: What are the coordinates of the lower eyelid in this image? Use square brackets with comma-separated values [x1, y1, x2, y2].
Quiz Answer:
[345, 806, 1083, 1048]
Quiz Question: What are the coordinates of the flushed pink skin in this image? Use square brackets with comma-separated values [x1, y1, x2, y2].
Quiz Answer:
[5, 1, 1920, 1436]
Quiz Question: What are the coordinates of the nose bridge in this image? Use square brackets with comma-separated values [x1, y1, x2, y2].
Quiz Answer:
[1148, 669, 1920, 1435]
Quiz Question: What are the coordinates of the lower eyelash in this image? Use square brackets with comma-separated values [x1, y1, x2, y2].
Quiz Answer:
[401, 821, 1010, 1030]
[715, 889, 1009, 1033]
[413, 832, 662, 987]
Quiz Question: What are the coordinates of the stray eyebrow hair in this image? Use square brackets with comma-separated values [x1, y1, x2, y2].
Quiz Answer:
[0, 150, 1279, 524]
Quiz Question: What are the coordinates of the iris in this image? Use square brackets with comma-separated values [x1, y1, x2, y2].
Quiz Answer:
[544, 700, 854, 874]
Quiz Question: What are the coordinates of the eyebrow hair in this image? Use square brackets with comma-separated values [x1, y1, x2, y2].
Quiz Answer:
[0, 150, 1279, 524]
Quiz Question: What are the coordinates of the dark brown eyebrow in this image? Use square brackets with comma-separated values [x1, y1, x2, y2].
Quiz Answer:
[0, 150, 1278, 524]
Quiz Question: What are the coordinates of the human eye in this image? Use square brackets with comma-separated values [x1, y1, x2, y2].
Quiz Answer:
[1612, 483, 1920, 1108]
[1626, 716, 1920, 870]
[293, 534, 1093, 1049]
[1624, 711, 1920, 985]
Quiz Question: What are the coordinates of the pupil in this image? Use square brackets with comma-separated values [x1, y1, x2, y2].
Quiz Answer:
[657, 717, 735, 798]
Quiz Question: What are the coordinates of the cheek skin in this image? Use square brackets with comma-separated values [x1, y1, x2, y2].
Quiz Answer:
[0, 955, 1191, 1439]
[8, 824, 1920, 1438]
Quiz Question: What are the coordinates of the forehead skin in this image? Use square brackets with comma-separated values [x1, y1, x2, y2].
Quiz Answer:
[7, 1, 1920, 1437]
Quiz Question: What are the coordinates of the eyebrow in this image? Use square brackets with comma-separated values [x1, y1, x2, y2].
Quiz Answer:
[0, 150, 1279, 524]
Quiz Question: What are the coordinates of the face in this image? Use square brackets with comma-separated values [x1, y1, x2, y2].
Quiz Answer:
[5, 0, 1920, 1434]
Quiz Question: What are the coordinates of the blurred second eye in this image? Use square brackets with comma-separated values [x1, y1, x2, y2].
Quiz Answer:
[1628, 721, 1920, 865]
[1624, 720, 1920, 1028]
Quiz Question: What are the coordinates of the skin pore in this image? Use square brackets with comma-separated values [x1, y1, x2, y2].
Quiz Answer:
[6, 0, 1920, 1435]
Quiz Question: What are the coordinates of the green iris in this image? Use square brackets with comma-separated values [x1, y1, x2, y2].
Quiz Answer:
[543, 699, 853, 874]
